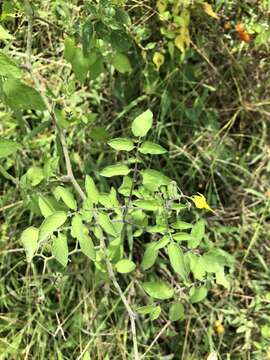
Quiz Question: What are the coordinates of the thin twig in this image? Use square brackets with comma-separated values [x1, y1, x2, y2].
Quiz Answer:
[0, 164, 18, 185]
[0, 201, 23, 213]
[141, 321, 171, 359]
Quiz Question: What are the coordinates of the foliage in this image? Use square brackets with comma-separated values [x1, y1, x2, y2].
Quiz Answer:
[1, 0, 270, 359]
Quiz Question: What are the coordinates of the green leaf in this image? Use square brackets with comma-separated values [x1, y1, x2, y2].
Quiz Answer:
[82, 20, 95, 56]
[52, 233, 69, 267]
[100, 164, 130, 177]
[21, 226, 39, 263]
[167, 243, 187, 281]
[71, 48, 90, 83]
[0, 24, 14, 40]
[85, 175, 99, 204]
[64, 37, 76, 62]
[0, 139, 20, 158]
[82, 351, 91, 360]
[173, 233, 196, 242]
[71, 214, 95, 260]
[142, 280, 174, 300]
[150, 305, 161, 321]
[118, 176, 132, 196]
[171, 221, 193, 230]
[202, 251, 226, 273]
[98, 192, 113, 209]
[98, 213, 117, 237]
[38, 196, 55, 218]
[0, 51, 21, 78]
[138, 141, 167, 155]
[109, 187, 120, 211]
[261, 325, 270, 339]
[111, 53, 132, 73]
[147, 225, 167, 234]
[154, 235, 170, 250]
[82, 198, 93, 222]
[89, 57, 104, 79]
[131, 109, 153, 137]
[137, 304, 157, 315]
[25, 166, 44, 186]
[141, 244, 158, 270]
[110, 30, 132, 52]
[190, 286, 208, 304]
[134, 199, 161, 211]
[142, 169, 171, 191]
[108, 138, 134, 151]
[53, 186, 77, 210]
[3, 78, 46, 110]
[190, 219, 205, 248]
[188, 254, 206, 281]
[39, 211, 67, 241]
[114, 8, 131, 26]
[169, 302, 185, 321]
[115, 259, 136, 273]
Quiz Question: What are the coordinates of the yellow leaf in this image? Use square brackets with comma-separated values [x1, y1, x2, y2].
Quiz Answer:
[191, 193, 215, 213]
[203, 2, 219, 20]
[153, 52, 165, 71]
[174, 27, 190, 53]
[157, 0, 167, 13]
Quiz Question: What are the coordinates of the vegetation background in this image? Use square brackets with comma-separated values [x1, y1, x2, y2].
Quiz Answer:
[0, 0, 270, 359]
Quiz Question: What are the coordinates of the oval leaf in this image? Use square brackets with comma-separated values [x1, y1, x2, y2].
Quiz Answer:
[134, 199, 161, 212]
[38, 196, 55, 218]
[142, 169, 171, 191]
[71, 214, 95, 260]
[39, 211, 67, 241]
[173, 233, 197, 242]
[115, 259, 136, 273]
[142, 280, 174, 300]
[167, 242, 188, 281]
[100, 164, 130, 177]
[0, 51, 21, 78]
[21, 226, 39, 263]
[98, 213, 117, 237]
[52, 233, 68, 267]
[53, 186, 77, 210]
[139, 141, 167, 155]
[131, 109, 153, 137]
[190, 219, 205, 248]
[190, 286, 208, 304]
[111, 53, 132, 73]
[85, 175, 99, 204]
[141, 244, 158, 270]
[169, 302, 185, 322]
[0, 139, 21, 158]
[108, 138, 134, 151]
[171, 221, 193, 230]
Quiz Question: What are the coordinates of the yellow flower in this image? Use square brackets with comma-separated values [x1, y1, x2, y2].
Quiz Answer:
[153, 52, 165, 71]
[191, 193, 215, 213]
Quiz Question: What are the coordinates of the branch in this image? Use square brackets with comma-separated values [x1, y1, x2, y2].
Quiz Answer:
[23, 0, 86, 202]
[23, 2, 140, 358]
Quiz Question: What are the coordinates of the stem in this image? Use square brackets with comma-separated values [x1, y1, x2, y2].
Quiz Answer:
[0, 164, 18, 185]
[98, 230, 139, 359]
[23, 3, 139, 357]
